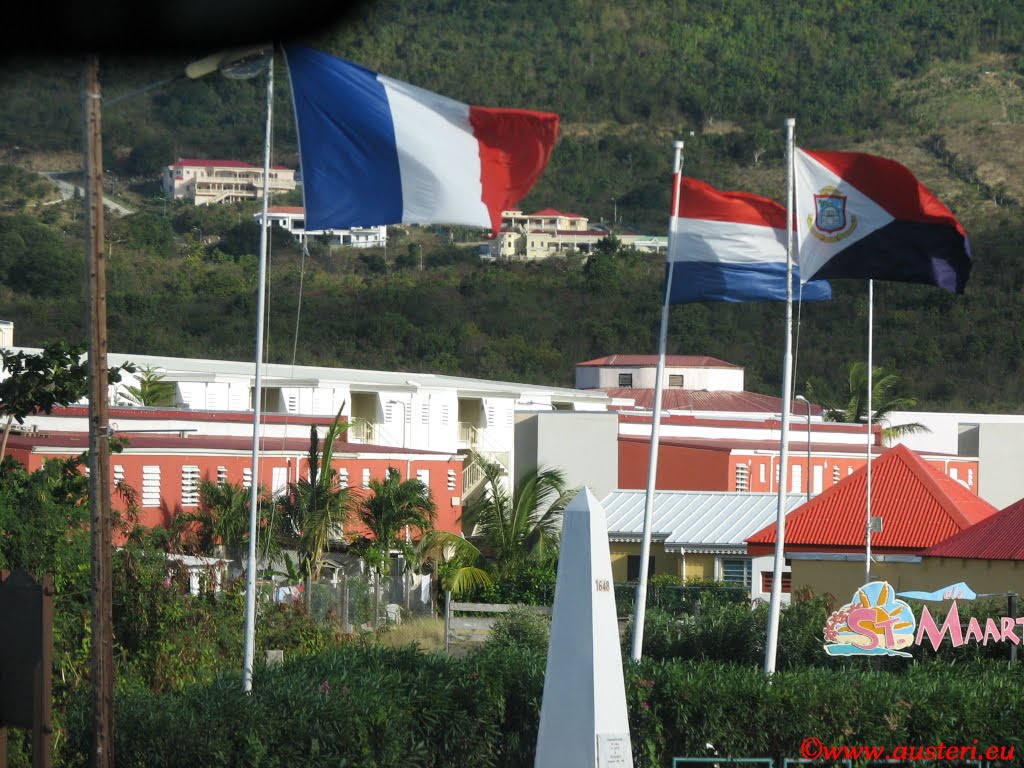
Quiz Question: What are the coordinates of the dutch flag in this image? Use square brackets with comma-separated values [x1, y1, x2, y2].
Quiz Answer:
[667, 175, 831, 304]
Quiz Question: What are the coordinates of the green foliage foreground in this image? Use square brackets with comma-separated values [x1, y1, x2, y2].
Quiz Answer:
[49, 644, 1024, 768]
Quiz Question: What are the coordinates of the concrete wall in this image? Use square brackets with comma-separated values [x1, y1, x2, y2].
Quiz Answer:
[515, 411, 619, 500]
[978, 422, 1024, 509]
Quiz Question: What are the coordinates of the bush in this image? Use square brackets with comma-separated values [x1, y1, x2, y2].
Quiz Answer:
[486, 607, 551, 654]
[50, 644, 1024, 768]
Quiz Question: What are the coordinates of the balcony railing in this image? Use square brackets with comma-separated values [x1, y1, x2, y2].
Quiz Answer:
[347, 417, 376, 444]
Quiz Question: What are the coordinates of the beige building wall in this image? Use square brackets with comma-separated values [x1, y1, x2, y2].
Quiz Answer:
[608, 542, 719, 583]
[792, 557, 1024, 603]
[682, 553, 715, 581]
[609, 542, 681, 582]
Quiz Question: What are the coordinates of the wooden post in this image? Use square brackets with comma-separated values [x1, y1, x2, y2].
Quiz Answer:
[32, 575, 53, 768]
[84, 55, 114, 768]
[404, 560, 411, 616]
[340, 573, 350, 634]
[444, 590, 452, 654]
[373, 574, 381, 630]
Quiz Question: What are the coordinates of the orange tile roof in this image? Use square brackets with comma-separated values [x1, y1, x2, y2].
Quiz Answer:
[922, 496, 1024, 561]
[745, 444, 996, 555]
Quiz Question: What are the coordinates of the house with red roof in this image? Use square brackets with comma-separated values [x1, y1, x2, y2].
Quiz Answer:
[573, 355, 980, 497]
[915, 496, 1024, 595]
[745, 443, 997, 600]
[161, 158, 296, 205]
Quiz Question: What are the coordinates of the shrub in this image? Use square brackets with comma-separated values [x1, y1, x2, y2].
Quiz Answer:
[486, 607, 551, 654]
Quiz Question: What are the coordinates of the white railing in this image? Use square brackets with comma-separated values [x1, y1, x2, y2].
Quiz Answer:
[458, 421, 479, 449]
[347, 417, 376, 443]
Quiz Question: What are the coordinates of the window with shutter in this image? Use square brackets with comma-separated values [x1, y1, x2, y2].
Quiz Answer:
[181, 465, 200, 507]
[721, 558, 751, 589]
[142, 465, 161, 508]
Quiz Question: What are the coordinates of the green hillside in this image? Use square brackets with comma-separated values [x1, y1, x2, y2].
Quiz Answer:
[0, 0, 1022, 410]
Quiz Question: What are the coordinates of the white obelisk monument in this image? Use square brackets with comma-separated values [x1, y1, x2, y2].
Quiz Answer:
[535, 488, 634, 768]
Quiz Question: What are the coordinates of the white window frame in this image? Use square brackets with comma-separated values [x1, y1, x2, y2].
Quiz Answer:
[181, 465, 200, 508]
[142, 465, 161, 508]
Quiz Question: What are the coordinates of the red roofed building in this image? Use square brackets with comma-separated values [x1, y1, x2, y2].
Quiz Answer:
[162, 158, 296, 205]
[575, 354, 980, 498]
[745, 443, 997, 599]
[5, 427, 465, 544]
[912, 497, 1024, 595]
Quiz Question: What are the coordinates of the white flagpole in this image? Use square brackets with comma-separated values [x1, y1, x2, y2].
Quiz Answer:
[763, 117, 797, 675]
[630, 139, 684, 662]
[865, 279, 874, 582]
[242, 55, 274, 693]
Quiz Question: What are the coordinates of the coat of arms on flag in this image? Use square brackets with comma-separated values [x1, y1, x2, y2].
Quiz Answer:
[810, 186, 857, 242]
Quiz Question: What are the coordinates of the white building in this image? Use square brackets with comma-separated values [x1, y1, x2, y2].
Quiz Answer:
[162, 159, 296, 206]
[2, 346, 613, 503]
[256, 206, 388, 248]
[490, 209, 665, 260]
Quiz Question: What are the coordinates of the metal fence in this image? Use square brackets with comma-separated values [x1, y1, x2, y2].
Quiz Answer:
[291, 567, 435, 630]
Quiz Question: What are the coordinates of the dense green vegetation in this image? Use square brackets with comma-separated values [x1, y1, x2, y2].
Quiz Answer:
[30, 597, 1024, 766]
[0, 1, 1022, 410]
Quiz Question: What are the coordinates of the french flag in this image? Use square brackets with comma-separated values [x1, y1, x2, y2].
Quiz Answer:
[667, 175, 831, 303]
[795, 149, 971, 293]
[283, 45, 559, 235]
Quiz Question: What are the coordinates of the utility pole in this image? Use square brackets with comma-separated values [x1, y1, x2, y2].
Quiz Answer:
[84, 55, 114, 768]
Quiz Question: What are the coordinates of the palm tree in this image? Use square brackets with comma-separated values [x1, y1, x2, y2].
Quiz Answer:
[421, 455, 575, 595]
[118, 365, 177, 407]
[275, 411, 355, 582]
[465, 456, 574, 570]
[805, 361, 930, 444]
[353, 467, 437, 623]
[180, 479, 270, 566]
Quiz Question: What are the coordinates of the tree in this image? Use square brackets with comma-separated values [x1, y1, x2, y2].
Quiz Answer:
[422, 455, 575, 595]
[466, 457, 574, 570]
[353, 466, 437, 622]
[353, 467, 437, 580]
[805, 361, 930, 444]
[178, 479, 271, 566]
[117, 364, 177, 407]
[0, 340, 133, 459]
[275, 411, 354, 581]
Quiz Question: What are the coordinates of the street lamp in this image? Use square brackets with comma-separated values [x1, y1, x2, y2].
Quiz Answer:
[610, 197, 617, 226]
[82, 43, 273, 766]
[794, 395, 812, 504]
[415, 242, 423, 271]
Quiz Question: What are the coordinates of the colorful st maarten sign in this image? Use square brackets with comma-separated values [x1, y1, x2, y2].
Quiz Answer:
[823, 580, 1022, 657]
